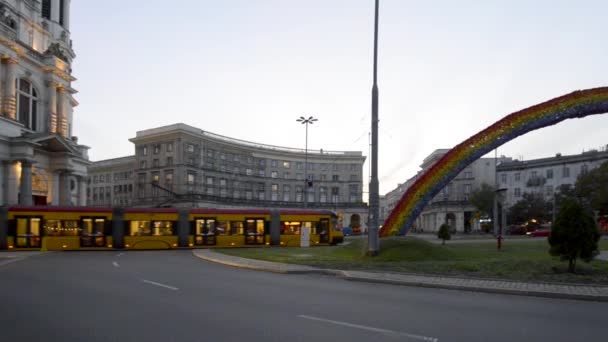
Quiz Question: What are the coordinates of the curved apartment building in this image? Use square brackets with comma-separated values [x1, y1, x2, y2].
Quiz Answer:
[88, 123, 368, 229]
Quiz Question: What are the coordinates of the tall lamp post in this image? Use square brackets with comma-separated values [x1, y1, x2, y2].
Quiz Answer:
[368, 0, 380, 256]
[297, 116, 317, 208]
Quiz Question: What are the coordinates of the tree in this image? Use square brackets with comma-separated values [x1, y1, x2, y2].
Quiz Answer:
[507, 192, 552, 225]
[575, 161, 608, 216]
[554, 184, 576, 208]
[469, 183, 495, 217]
[437, 224, 451, 245]
[548, 199, 600, 273]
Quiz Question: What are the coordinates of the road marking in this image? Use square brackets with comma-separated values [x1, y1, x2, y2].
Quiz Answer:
[298, 315, 438, 342]
[116, 253, 125, 257]
[0, 258, 25, 267]
[112, 261, 120, 268]
[141, 279, 179, 291]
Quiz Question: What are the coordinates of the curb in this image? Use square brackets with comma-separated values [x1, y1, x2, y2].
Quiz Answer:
[192, 250, 608, 302]
[340, 272, 608, 303]
[192, 250, 340, 276]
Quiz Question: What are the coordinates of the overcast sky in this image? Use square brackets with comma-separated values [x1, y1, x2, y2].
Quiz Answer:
[70, 0, 608, 195]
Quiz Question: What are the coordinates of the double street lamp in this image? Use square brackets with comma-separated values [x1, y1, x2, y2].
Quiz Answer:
[297, 116, 318, 208]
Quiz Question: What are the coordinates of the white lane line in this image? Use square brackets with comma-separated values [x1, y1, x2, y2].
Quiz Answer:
[112, 261, 120, 268]
[116, 253, 125, 257]
[0, 257, 25, 267]
[141, 279, 179, 291]
[298, 315, 438, 342]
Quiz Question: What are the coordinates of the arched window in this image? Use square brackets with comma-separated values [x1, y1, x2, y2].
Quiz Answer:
[16, 79, 39, 131]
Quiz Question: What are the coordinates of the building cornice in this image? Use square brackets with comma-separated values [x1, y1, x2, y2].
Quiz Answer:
[497, 150, 608, 171]
[130, 123, 364, 160]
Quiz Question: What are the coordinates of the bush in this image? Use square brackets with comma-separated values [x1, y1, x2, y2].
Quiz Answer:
[548, 199, 600, 273]
[437, 224, 451, 245]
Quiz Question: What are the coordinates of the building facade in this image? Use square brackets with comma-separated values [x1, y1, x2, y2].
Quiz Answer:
[381, 149, 511, 233]
[88, 123, 368, 228]
[497, 148, 608, 209]
[87, 156, 135, 207]
[0, 0, 89, 206]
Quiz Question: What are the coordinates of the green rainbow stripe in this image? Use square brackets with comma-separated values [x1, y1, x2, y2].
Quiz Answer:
[381, 87, 608, 237]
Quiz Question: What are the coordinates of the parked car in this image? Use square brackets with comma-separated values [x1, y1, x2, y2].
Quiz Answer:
[526, 229, 551, 237]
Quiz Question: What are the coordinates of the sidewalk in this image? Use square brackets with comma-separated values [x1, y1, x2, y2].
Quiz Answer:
[193, 249, 608, 302]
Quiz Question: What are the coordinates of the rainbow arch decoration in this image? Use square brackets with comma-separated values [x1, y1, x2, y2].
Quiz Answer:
[380, 87, 608, 237]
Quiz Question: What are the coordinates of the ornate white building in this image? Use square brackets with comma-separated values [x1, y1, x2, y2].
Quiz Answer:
[0, 0, 89, 206]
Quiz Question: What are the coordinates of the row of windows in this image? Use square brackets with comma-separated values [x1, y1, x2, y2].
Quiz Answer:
[512, 185, 555, 198]
[137, 161, 358, 183]
[138, 180, 351, 195]
[91, 171, 133, 184]
[139, 144, 360, 173]
[135, 184, 359, 203]
[140, 143, 174, 156]
[500, 165, 584, 183]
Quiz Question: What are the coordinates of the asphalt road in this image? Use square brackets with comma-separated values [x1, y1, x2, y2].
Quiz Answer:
[1, 251, 607, 342]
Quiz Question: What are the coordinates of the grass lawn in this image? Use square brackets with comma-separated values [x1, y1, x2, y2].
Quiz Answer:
[217, 236, 608, 284]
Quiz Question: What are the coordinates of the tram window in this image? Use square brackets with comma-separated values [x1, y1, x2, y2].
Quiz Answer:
[230, 221, 244, 235]
[195, 219, 216, 235]
[245, 219, 264, 235]
[216, 221, 228, 235]
[153, 221, 174, 236]
[44, 220, 61, 236]
[13, 217, 41, 247]
[130, 221, 151, 236]
[44, 220, 79, 236]
[130, 221, 174, 236]
[317, 219, 329, 235]
[82, 218, 106, 235]
[281, 221, 301, 235]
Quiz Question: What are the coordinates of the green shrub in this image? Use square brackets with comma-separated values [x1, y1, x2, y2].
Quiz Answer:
[437, 224, 451, 245]
[548, 199, 600, 273]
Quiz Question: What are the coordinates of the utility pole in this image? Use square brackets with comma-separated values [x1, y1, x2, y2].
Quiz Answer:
[368, 0, 380, 256]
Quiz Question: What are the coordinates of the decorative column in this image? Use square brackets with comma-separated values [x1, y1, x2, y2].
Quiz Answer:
[57, 87, 68, 137]
[19, 160, 33, 206]
[0, 62, 3, 116]
[64, 0, 71, 31]
[78, 176, 87, 206]
[5, 161, 19, 204]
[3, 59, 18, 120]
[0, 161, 6, 205]
[47, 170, 60, 205]
[59, 170, 72, 206]
[47, 82, 58, 133]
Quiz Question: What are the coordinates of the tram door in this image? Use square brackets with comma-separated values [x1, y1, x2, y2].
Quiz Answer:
[15, 217, 42, 248]
[81, 218, 106, 247]
[317, 219, 329, 243]
[194, 219, 216, 246]
[245, 218, 265, 245]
